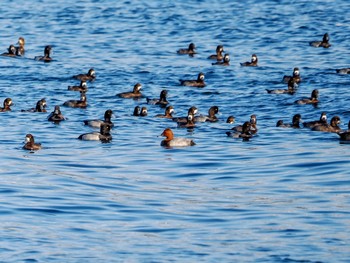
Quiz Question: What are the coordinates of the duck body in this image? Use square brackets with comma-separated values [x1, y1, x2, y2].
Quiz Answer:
[309, 33, 331, 48]
[336, 68, 350, 74]
[226, 121, 253, 141]
[179, 72, 206, 87]
[208, 45, 224, 61]
[1, 45, 16, 57]
[173, 106, 198, 123]
[63, 92, 87, 108]
[240, 54, 258, 67]
[146, 90, 168, 107]
[68, 81, 88, 92]
[294, 89, 319, 105]
[177, 43, 196, 55]
[194, 106, 219, 123]
[212, 54, 230, 66]
[0, 98, 13, 112]
[155, 106, 174, 118]
[160, 128, 195, 147]
[266, 78, 297, 94]
[73, 68, 96, 82]
[283, 67, 301, 84]
[84, 109, 114, 128]
[23, 134, 42, 151]
[311, 116, 341, 133]
[21, 99, 47, 113]
[276, 114, 302, 128]
[47, 106, 66, 122]
[303, 112, 327, 129]
[34, 45, 52, 62]
[78, 124, 112, 142]
[117, 83, 142, 99]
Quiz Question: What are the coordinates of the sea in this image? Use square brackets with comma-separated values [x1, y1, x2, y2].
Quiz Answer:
[0, 0, 349, 262]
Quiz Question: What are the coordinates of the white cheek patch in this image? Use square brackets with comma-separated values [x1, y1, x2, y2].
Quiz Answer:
[294, 70, 299, 75]
[169, 109, 174, 114]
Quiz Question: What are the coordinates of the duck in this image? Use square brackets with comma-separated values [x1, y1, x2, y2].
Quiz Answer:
[240, 54, 258, 67]
[337, 121, 350, 143]
[294, 89, 319, 105]
[160, 128, 195, 147]
[78, 123, 112, 142]
[208, 45, 224, 61]
[312, 116, 341, 133]
[34, 45, 52, 62]
[0, 98, 13, 112]
[73, 68, 96, 82]
[303, 112, 327, 129]
[232, 114, 258, 134]
[172, 106, 198, 123]
[133, 106, 147, 116]
[226, 121, 253, 141]
[1, 45, 16, 57]
[116, 83, 142, 98]
[146, 89, 168, 107]
[194, 106, 219, 122]
[68, 81, 88, 92]
[179, 72, 206, 87]
[283, 67, 301, 84]
[23, 134, 42, 151]
[226, 116, 235, 124]
[16, 37, 25, 56]
[21, 98, 47, 112]
[155, 105, 174, 118]
[266, 78, 297, 94]
[177, 113, 196, 129]
[276, 114, 302, 128]
[309, 33, 331, 48]
[83, 109, 114, 128]
[336, 68, 350, 74]
[47, 105, 66, 122]
[177, 43, 196, 55]
[63, 92, 87, 108]
[212, 53, 230, 66]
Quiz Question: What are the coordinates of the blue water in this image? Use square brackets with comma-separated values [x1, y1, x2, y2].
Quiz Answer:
[1, 0, 350, 262]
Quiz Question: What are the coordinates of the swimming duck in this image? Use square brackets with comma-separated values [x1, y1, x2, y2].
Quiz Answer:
[73, 68, 96, 82]
[208, 45, 224, 61]
[283, 67, 301, 84]
[160, 128, 196, 147]
[226, 121, 253, 141]
[133, 106, 147, 116]
[309, 33, 331, 48]
[21, 98, 47, 112]
[232, 114, 258, 134]
[336, 68, 350, 74]
[1, 45, 16, 57]
[303, 112, 327, 128]
[0, 98, 13, 112]
[63, 92, 87, 108]
[337, 121, 350, 142]
[266, 78, 297, 94]
[155, 105, 174, 118]
[84, 109, 114, 128]
[68, 81, 88, 92]
[23, 134, 42, 151]
[312, 116, 341, 133]
[172, 106, 198, 123]
[146, 89, 168, 107]
[117, 83, 142, 99]
[78, 123, 112, 142]
[212, 53, 230, 66]
[179, 72, 206, 87]
[240, 54, 258, 67]
[226, 116, 235, 124]
[178, 113, 196, 128]
[34, 45, 52, 62]
[177, 43, 196, 55]
[16, 37, 25, 56]
[294, 89, 319, 105]
[47, 105, 66, 122]
[194, 106, 219, 122]
[276, 114, 302, 128]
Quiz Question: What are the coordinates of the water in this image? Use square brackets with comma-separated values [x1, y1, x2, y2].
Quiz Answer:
[0, 0, 350, 262]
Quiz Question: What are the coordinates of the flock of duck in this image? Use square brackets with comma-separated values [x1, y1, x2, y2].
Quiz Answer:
[2, 33, 350, 150]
